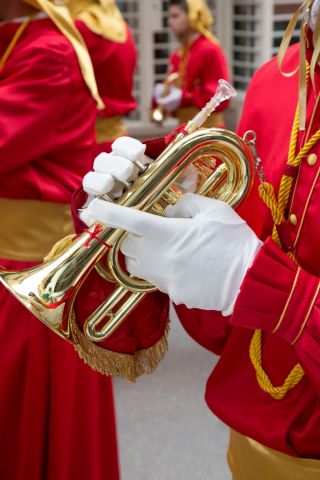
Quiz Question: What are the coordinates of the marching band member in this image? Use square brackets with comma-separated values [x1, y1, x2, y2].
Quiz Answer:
[66, 0, 137, 155]
[0, 1, 121, 478]
[153, 0, 230, 127]
[83, 1, 320, 478]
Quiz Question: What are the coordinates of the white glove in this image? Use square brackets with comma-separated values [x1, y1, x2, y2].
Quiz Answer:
[86, 193, 262, 315]
[81, 137, 198, 225]
[153, 83, 165, 103]
[81, 137, 150, 225]
[157, 86, 182, 113]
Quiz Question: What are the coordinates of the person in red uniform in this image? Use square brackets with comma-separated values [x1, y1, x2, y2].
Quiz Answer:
[66, 0, 137, 155]
[0, 1, 135, 479]
[153, 0, 230, 127]
[83, 1, 320, 478]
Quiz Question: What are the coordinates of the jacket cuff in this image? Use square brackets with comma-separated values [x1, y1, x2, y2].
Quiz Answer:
[231, 237, 320, 344]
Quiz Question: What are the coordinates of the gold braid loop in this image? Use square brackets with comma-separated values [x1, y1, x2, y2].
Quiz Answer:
[251, 69, 320, 400]
[249, 330, 304, 400]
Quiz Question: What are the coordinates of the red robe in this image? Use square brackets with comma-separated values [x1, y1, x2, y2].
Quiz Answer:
[175, 37, 320, 459]
[76, 20, 137, 155]
[0, 18, 120, 479]
[168, 35, 230, 123]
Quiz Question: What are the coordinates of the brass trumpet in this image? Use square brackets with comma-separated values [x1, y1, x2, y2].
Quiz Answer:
[151, 72, 180, 125]
[0, 81, 258, 347]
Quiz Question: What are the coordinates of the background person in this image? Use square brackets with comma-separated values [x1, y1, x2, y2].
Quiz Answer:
[153, 0, 230, 127]
[66, 0, 137, 155]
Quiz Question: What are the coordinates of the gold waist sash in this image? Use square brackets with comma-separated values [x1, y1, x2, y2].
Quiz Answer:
[0, 198, 73, 262]
[95, 115, 127, 143]
[175, 107, 224, 127]
[228, 430, 320, 480]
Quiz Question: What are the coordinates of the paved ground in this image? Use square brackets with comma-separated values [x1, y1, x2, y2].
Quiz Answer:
[114, 306, 230, 480]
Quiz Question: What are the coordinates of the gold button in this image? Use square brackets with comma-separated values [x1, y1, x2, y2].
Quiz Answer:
[289, 214, 298, 226]
[307, 153, 317, 166]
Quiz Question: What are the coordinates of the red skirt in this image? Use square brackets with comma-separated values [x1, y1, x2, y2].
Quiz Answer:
[0, 258, 120, 480]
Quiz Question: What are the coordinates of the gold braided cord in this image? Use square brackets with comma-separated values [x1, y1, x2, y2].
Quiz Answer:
[249, 331, 305, 400]
[252, 62, 320, 400]
[43, 234, 76, 261]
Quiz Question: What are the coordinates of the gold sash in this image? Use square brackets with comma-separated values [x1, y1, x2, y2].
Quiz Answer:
[228, 430, 320, 480]
[0, 198, 73, 262]
[175, 106, 224, 127]
[95, 115, 127, 143]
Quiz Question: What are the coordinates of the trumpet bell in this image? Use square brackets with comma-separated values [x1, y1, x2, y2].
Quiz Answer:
[151, 106, 165, 125]
[0, 265, 70, 339]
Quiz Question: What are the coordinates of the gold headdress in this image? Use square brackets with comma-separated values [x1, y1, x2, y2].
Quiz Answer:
[23, 0, 104, 108]
[186, 0, 219, 44]
[63, 0, 127, 43]
[278, 0, 320, 130]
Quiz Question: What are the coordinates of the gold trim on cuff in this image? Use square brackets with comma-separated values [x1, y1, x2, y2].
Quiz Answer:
[291, 281, 320, 345]
[272, 267, 302, 333]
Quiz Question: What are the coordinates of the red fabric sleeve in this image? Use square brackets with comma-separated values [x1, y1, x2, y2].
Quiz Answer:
[0, 44, 72, 176]
[231, 237, 320, 395]
[174, 305, 232, 355]
[180, 44, 230, 111]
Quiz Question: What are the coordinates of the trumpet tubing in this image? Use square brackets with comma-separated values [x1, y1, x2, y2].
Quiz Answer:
[0, 127, 257, 345]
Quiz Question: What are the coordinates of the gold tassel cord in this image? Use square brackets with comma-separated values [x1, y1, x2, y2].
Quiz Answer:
[253, 60, 320, 400]
[249, 331, 305, 400]
[43, 234, 77, 261]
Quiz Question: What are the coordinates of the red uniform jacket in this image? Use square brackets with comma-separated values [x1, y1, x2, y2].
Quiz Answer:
[0, 18, 96, 202]
[169, 35, 230, 112]
[0, 17, 121, 480]
[76, 20, 137, 119]
[175, 39, 320, 459]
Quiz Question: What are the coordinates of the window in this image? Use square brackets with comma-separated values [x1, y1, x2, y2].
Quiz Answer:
[231, 0, 300, 93]
[117, 0, 301, 133]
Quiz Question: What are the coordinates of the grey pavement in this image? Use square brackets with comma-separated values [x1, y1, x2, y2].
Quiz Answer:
[114, 305, 230, 480]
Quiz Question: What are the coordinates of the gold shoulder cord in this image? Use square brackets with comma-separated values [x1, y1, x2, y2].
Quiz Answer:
[251, 62, 320, 400]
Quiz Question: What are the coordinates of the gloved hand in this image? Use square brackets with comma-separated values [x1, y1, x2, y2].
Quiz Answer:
[81, 137, 149, 225]
[86, 193, 262, 315]
[157, 86, 183, 113]
[81, 136, 198, 225]
[153, 83, 165, 103]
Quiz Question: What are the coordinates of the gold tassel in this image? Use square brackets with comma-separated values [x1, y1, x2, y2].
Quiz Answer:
[70, 312, 170, 382]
